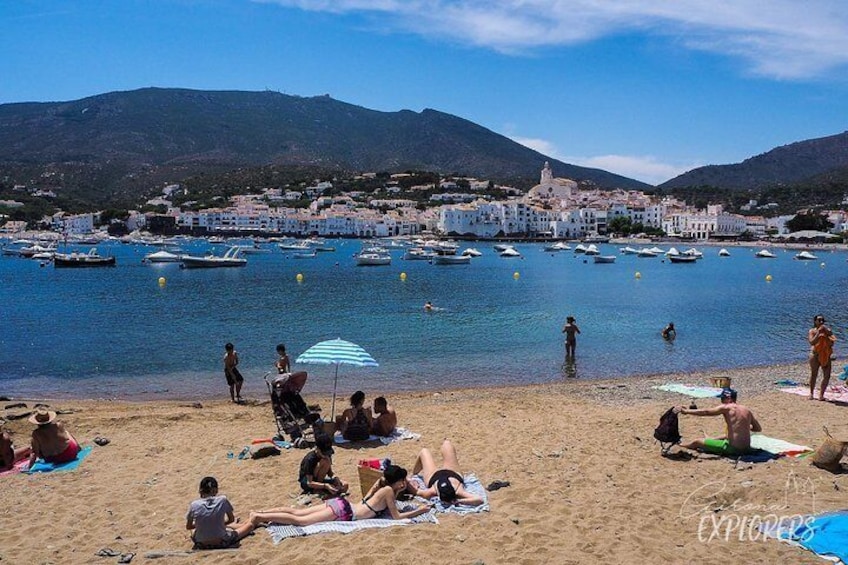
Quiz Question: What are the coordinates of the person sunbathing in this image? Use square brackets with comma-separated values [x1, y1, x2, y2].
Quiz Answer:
[677, 388, 762, 455]
[249, 465, 431, 526]
[371, 396, 397, 437]
[410, 439, 484, 506]
[28, 408, 80, 466]
[1, 425, 31, 471]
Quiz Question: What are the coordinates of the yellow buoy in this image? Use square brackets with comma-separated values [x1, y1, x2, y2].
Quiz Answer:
[513, 272, 520, 280]
[765, 274, 773, 282]
[400, 272, 407, 281]
[158, 277, 166, 286]
[296, 273, 304, 283]
[634, 272, 642, 279]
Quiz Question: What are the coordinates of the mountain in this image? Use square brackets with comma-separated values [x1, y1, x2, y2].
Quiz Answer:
[660, 131, 848, 190]
[0, 88, 649, 207]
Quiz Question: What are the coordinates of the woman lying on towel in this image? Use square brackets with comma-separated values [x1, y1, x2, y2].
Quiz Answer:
[409, 439, 484, 506]
[248, 465, 431, 526]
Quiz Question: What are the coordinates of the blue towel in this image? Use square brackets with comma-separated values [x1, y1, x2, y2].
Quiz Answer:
[24, 446, 93, 474]
[774, 379, 800, 387]
[763, 510, 848, 563]
[734, 449, 778, 463]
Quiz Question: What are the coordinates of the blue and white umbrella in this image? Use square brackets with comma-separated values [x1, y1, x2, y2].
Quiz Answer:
[295, 338, 379, 421]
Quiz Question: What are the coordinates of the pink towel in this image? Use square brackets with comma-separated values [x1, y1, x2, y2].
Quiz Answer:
[780, 385, 848, 402]
[0, 459, 29, 478]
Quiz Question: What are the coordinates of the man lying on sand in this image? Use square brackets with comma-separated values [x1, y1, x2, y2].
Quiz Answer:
[677, 388, 761, 456]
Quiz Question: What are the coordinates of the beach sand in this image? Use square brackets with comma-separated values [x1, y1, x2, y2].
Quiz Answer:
[2, 363, 846, 564]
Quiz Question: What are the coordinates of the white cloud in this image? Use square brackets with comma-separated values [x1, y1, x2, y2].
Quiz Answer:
[510, 135, 696, 184]
[255, 0, 848, 79]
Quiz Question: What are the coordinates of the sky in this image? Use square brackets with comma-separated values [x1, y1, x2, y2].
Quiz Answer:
[2, 1, 848, 185]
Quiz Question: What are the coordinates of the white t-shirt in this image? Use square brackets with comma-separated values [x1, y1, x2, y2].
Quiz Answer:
[186, 495, 233, 544]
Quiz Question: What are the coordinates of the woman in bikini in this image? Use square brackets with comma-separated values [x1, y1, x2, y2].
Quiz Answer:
[248, 465, 431, 526]
[808, 314, 836, 400]
[410, 439, 484, 506]
[336, 390, 372, 441]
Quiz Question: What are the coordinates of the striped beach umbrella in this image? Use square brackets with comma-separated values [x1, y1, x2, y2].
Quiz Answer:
[295, 338, 379, 421]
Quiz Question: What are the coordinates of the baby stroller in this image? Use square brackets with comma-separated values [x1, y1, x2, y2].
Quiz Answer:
[263, 371, 323, 446]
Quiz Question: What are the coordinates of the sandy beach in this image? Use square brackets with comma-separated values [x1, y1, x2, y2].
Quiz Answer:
[2, 362, 846, 564]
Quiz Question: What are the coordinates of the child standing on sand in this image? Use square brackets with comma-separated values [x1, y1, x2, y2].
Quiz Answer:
[223, 342, 244, 403]
[186, 476, 253, 549]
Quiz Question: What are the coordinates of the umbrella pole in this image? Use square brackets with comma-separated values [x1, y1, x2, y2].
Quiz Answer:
[330, 363, 340, 424]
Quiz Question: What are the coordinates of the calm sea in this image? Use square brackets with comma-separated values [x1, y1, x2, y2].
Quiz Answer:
[1, 240, 845, 399]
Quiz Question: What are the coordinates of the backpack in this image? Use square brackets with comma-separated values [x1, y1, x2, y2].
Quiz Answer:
[654, 407, 681, 453]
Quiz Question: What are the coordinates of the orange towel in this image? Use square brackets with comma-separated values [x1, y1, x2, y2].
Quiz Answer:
[814, 335, 835, 366]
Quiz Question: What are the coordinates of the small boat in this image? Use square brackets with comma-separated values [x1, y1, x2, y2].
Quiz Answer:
[500, 248, 522, 258]
[403, 248, 434, 261]
[31, 251, 55, 260]
[54, 248, 116, 268]
[314, 246, 336, 253]
[20, 244, 57, 258]
[236, 244, 270, 255]
[669, 255, 698, 264]
[620, 246, 639, 255]
[180, 246, 247, 269]
[795, 251, 818, 260]
[593, 255, 616, 264]
[637, 248, 658, 258]
[573, 244, 588, 254]
[682, 248, 703, 258]
[292, 250, 318, 259]
[278, 241, 313, 251]
[544, 242, 571, 252]
[665, 247, 680, 256]
[433, 254, 471, 265]
[493, 243, 513, 252]
[355, 252, 391, 266]
[648, 247, 665, 254]
[461, 248, 482, 257]
[755, 249, 777, 259]
[144, 250, 182, 263]
[584, 244, 601, 256]
[718, 248, 731, 257]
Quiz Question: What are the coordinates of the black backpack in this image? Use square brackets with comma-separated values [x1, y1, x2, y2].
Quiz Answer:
[654, 407, 681, 453]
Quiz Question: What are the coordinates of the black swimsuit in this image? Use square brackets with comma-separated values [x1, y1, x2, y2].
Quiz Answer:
[427, 469, 464, 488]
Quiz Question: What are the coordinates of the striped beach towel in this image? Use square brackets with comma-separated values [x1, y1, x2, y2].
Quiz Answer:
[652, 384, 723, 398]
[410, 473, 490, 514]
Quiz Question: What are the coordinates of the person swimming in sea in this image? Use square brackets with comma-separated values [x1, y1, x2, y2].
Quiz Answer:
[662, 322, 676, 341]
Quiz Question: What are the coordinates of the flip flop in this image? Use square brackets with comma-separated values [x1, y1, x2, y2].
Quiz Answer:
[118, 553, 136, 563]
[95, 548, 121, 557]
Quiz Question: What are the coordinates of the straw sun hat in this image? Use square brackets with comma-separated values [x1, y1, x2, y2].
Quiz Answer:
[28, 408, 57, 426]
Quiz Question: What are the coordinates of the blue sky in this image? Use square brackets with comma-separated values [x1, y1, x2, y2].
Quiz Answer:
[2, 1, 847, 184]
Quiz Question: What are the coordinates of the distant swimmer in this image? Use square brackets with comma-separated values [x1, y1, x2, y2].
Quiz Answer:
[424, 301, 433, 312]
[662, 322, 677, 341]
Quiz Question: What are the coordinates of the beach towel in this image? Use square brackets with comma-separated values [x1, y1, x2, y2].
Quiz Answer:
[0, 459, 29, 478]
[750, 434, 812, 457]
[333, 427, 421, 446]
[652, 384, 723, 398]
[779, 385, 848, 403]
[24, 446, 92, 474]
[410, 473, 490, 514]
[761, 510, 848, 564]
[266, 502, 438, 544]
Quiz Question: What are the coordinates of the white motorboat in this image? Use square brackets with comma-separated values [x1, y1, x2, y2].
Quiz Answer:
[237, 244, 270, 254]
[637, 248, 658, 258]
[620, 246, 639, 255]
[461, 248, 482, 257]
[584, 244, 600, 256]
[493, 243, 513, 252]
[355, 252, 391, 266]
[181, 246, 247, 268]
[573, 244, 588, 254]
[19, 244, 56, 258]
[669, 255, 698, 264]
[718, 248, 731, 257]
[144, 250, 182, 263]
[278, 241, 313, 251]
[682, 248, 703, 258]
[433, 254, 471, 265]
[648, 246, 666, 254]
[593, 255, 616, 263]
[544, 241, 571, 252]
[795, 251, 818, 260]
[403, 248, 434, 261]
[665, 247, 680, 256]
[755, 249, 777, 259]
[500, 247, 522, 258]
[292, 250, 318, 259]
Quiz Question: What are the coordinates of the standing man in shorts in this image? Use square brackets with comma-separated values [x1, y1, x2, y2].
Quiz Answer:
[677, 388, 761, 455]
[223, 342, 244, 403]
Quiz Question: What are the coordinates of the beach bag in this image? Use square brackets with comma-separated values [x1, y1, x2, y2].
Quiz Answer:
[344, 408, 371, 442]
[654, 407, 681, 453]
[810, 426, 847, 472]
